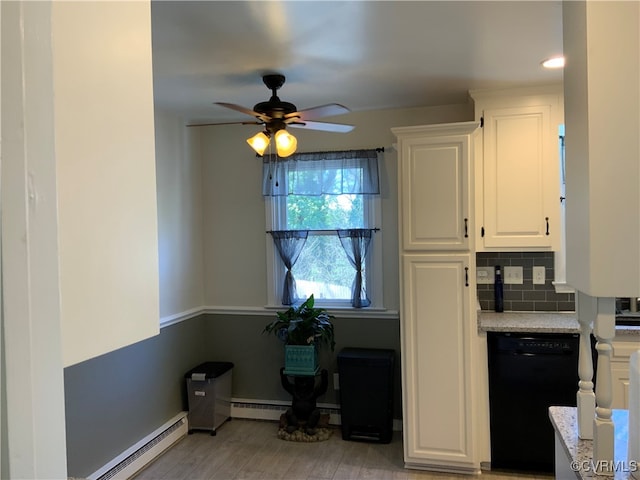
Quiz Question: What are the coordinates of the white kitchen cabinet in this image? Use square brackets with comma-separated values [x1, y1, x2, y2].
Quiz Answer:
[471, 87, 563, 251]
[400, 254, 478, 472]
[611, 365, 630, 410]
[393, 122, 480, 473]
[392, 122, 479, 251]
[610, 338, 640, 409]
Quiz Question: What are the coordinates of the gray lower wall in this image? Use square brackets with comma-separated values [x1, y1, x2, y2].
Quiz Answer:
[63, 312, 401, 478]
[1, 310, 8, 480]
[64, 316, 208, 478]
[204, 313, 402, 418]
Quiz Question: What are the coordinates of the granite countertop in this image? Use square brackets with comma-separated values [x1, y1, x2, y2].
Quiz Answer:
[478, 311, 640, 336]
[549, 406, 635, 479]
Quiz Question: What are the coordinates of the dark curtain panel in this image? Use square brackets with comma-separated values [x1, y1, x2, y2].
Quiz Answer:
[338, 229, 373, 308]
[270, 230, 309, 305]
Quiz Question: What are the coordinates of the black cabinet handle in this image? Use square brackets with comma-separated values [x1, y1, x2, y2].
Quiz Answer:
[481, 226, 485, 237]
[545, 217, 550, 236]
[465, 267, 469, 287]
[464, 218, 468, 238]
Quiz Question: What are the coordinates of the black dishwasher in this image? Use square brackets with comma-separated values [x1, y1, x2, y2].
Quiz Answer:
[487, 331, 579, 473]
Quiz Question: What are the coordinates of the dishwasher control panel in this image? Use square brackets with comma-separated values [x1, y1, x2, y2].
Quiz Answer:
[493, 332, 579, 355]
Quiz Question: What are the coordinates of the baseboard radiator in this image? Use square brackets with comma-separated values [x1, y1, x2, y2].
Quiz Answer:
[88, 412, 188, 480]
[231, 398, 342, 425]
[230, 398, 402, 431]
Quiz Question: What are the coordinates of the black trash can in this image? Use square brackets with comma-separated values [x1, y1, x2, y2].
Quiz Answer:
[185, 361, 234, 435]
[337, 348, 395, 443]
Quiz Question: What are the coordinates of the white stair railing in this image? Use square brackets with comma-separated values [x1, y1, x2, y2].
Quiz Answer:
[593, 296, 616, 476]
[575, 292, 615, 475]
[576, 291, 596, 440]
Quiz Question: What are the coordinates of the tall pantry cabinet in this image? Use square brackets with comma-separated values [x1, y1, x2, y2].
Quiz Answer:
[392, 122, 480, 473]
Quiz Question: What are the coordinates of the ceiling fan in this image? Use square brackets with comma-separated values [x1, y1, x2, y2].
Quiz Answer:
[188, 73, 354, 156]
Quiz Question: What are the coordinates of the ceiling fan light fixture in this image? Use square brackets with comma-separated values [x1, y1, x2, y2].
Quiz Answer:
[195, 74, 350, 154]
[274, 129, 297, 157]
[247, 131, 270, 155]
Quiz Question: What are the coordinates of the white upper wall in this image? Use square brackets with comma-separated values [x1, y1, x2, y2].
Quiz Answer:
[563, 1, 640, 296]
[52, 2, 160, 366]
[197, 103, 474, 310]
[155, 110, 205, 320]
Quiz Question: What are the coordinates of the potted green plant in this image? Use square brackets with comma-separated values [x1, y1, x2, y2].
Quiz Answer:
[263, 294, 335, 375]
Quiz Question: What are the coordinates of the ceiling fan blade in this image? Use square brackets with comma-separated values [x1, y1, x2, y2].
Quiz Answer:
[285, 103, 350, 121]
[187, 121, 263, 128]
[288, 120, 354, 133]
[215, 102, 272, 122]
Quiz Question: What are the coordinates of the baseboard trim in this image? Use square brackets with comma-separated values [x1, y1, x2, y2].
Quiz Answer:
[230, 397, 402, 431]
[86, 412, 188, 480]
[230, 397, 342, 425]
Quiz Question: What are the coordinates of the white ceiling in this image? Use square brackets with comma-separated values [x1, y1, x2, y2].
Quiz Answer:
[151, 1, 564, 124]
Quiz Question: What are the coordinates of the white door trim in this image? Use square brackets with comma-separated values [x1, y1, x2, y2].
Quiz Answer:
[1, 2, 68, 478]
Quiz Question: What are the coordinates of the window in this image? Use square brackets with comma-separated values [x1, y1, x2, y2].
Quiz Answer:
[263, 150, 382, 309]
[553, 125, 573, 293]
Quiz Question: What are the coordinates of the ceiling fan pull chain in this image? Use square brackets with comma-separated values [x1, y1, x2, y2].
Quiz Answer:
[267, 143, 279, 189]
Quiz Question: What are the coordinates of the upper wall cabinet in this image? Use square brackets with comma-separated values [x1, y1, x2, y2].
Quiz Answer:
[392, 122, 480, 251]
[471, 86, 563, 251]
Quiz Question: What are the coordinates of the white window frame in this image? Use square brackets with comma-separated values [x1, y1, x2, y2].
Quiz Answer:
[553, 125, 574, 293]
[264, 194, 383, 310]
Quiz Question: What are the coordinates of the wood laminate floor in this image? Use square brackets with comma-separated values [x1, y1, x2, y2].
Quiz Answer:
[133, 419, 552, 480]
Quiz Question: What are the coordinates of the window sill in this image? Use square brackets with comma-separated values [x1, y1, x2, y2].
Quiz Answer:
[552, 281, 575, 294]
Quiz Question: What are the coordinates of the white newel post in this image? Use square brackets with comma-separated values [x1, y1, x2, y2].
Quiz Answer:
[593, 297, 616, 475]
[576, 291, 596, 440]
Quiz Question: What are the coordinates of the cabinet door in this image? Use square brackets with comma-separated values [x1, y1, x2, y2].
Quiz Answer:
[400, 254, 477, 472]
[480, 104, 560, 250]
[399, 134, 471, 250]
[611, 364, 630, 409]
[610, 340, 638, 409]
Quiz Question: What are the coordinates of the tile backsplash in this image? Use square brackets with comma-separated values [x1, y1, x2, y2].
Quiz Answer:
[476, 252, 575, 312]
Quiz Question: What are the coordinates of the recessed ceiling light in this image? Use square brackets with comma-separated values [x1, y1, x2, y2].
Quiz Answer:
[542, 56, 565, 69]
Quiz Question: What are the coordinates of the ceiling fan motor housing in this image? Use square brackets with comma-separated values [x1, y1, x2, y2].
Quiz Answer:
[253, 74, 298, 119]
[253, 98, 298, 119]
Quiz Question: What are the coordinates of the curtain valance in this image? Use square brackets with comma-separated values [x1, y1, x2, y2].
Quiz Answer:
[262, 149, 380, 196]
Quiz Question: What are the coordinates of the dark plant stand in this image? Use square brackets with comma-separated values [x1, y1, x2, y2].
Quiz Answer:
[279, 368, 328, 435]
